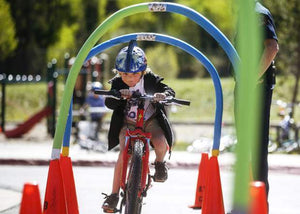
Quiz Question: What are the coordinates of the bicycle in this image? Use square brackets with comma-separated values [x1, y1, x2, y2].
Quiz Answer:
[95, 89, 190, 214]
[268, 100, 300, 153]
[73, 106, 110, 152]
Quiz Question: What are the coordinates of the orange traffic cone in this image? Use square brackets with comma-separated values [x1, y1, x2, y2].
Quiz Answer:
[202, 156, 225, 214]
[60, 155, 79, 214]
[20, 182, 42, 214]
[189, 153, 209, 209]
[43, 159, 68, 214]
[249, 181, 268, 214]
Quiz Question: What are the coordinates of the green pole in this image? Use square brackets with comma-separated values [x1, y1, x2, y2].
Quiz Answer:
[232, 0, 261, 212]
[51, 4, 148, 158]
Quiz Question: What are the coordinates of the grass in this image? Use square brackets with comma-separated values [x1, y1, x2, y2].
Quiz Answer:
[2, 83, 48, 121]
[164, 77, 235, 122]
[172, 141, 191, 151]
[1, 75, 299, 125]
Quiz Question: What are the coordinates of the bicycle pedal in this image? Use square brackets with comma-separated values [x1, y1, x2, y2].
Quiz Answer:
[103, 208, 119, 213]
[142, 191, 147, 197]
[151, 175, 161, 183]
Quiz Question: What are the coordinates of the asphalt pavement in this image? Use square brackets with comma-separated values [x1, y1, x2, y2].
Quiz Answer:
[1, 123, 300, 213]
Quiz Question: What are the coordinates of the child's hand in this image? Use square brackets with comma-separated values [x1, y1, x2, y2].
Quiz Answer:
[120, 89, 132, 99]
[153, 93, 166, 102]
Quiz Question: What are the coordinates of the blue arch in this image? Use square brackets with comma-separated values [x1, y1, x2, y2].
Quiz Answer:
[86, 33, 223, 151]
[55, 2, 240, 156]
[164, 3, 239, 74]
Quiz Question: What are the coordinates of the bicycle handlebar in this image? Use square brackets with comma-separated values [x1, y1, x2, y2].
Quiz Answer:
[166, 97, 191, 106]
[94, 89, 121, 98]
[94, 90, 191, 106]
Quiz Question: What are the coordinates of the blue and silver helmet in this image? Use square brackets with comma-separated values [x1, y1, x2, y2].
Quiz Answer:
[115, 41, 147, 73]
[91, 82, 103, 91]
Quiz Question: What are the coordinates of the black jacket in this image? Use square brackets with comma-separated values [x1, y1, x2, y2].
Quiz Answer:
[105, 72, 175, 150]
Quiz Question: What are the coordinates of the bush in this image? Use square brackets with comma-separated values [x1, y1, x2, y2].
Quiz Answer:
[145, 44, 179, 79]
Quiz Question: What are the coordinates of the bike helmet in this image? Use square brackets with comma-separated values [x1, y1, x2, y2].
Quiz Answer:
[115, 40, 147, 73]
[91, 82, 103, 91]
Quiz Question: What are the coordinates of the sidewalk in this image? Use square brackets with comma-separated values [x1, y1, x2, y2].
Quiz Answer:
[1, 134, 300, 170]
[0, 140, 235, 167]
[1, 121, 298, 170]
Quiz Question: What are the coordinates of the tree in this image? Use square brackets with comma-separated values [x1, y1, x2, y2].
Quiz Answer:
[47, 0, 98, 66]
[1, 0, 73, 75]
[0, 0, 17, 61]
[172, 0, 236, 77]
[111, 0, 236, 78]
[46, 0, 236, 78]
[47, 0, 112, 68]
[265, 0, 300, 116]
[146, 44, 179, 79]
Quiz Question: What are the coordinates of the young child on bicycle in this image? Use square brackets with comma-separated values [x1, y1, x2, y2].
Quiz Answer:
[81, 81, 105, 141]
[102, 41, 175, 212]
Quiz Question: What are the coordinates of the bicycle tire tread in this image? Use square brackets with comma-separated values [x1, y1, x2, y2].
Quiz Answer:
[125, 140, 143, 214]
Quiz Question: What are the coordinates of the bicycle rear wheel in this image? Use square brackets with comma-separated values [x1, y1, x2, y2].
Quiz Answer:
[125, 140, 144, 214]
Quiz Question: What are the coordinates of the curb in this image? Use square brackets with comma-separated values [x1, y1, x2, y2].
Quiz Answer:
[1, 158, 300, 174]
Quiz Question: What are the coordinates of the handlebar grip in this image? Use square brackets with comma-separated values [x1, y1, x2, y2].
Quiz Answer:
[94, 90, 121, 98]
[171, 98, 191, 106]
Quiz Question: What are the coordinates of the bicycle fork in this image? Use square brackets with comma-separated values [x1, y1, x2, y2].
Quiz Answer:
[119, 135, 152, 212]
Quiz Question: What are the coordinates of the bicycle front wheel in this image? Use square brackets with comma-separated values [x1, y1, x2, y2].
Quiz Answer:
[125, 140, 144, 214]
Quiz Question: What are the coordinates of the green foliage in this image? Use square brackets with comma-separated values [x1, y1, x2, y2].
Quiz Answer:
[3, 83, 47, 121]
[116, 0, 159, 26]
[165, 0, 236, 77]
[1, 0, 237, 77]
[146, 45, 179, 79]
[99, 0, 159, 41]
[264, 0, 300, 76]
[164, 78, 234, 122]
[0, 0, 17, 60]
[1, 0, 74, 74]
[262, 0, 300, 110]
[95, 0, 236, 78]
[46, 0, 91, 65]
[176, 0, 236, 37]
[47, 24, 79, 65]
[2, 0, 299, 108]
[273, 75, 298, 103]
[2, 82, 63, 122]
[98, 0, 108, 22]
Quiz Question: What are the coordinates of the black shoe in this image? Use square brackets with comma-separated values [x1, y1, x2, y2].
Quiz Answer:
[102, 193, 119, 213]
[153, 161, 168, 182]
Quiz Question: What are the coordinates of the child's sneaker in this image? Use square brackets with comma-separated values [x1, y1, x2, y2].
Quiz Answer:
[102, 193, 119, 213]
[153, 161, 168, 182]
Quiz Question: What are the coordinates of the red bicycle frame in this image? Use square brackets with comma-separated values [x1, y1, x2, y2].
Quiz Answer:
[120, 105, 152, 197]
[94, 89, 190, 212]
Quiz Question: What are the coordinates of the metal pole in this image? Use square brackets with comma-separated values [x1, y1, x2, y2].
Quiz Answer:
[46, 62, 52, 135]
[52, 59, 57, 138]
[64, 53, 70, 82]
[1, 82, 5, 132]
